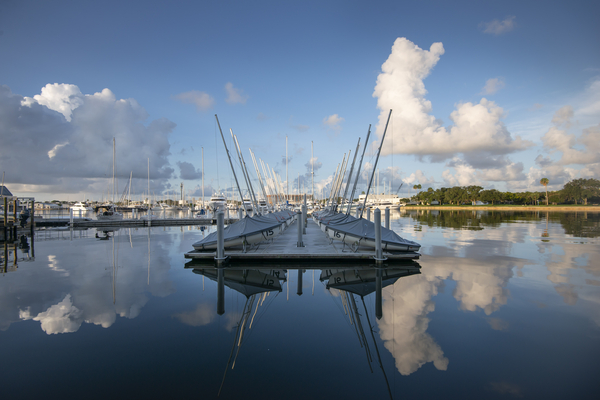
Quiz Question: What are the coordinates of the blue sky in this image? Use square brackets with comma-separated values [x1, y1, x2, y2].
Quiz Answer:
[1, 0, 599, 201]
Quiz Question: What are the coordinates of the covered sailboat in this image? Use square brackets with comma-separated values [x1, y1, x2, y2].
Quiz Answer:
[314, 210, 420, 252]
[191, 213, 294, 251]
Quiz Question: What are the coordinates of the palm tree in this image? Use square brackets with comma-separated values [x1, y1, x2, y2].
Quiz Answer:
[540, 178, 549, 205]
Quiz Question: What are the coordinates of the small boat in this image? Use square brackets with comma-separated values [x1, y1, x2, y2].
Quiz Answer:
[97, 205, 123, 221]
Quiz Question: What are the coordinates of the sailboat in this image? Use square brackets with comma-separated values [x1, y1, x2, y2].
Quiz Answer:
[98, 137, 123, 221]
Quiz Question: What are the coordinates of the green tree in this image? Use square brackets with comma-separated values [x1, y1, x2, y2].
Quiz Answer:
[540, 178, 549, 205]
[465, 185, 483, 205]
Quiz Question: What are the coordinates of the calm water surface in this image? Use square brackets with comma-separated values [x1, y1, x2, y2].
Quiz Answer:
[1, 210, 598, 399]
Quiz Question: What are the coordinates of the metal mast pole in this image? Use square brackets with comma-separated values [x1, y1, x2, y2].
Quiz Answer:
[347, 125, 371, 216]
[215, 115, 246, 216]
[327, 163, 340, 208]
[202, 147, 205, 208]
[311, 141, 314, 204]
[341, 138, 361, 214]
[286, 136, 288, 203]
[232, 133, 260, 214]
[360, 110, 392, 218]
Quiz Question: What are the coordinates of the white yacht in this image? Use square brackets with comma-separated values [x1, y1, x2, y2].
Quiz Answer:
[258, 198, 269, 213]
[242, 198, 253, 211]
[70, 202, 93, 212]
[208, 193, 227, 213]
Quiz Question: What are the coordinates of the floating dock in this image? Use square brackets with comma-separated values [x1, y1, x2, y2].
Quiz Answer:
[33, 217, 238, 228]
[184, 217, 420, 264]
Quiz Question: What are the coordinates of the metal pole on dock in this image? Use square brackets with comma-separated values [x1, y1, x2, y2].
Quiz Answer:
[366, 207, 371, 222]
[297, 269, 303, 296]
[70, 209, 73, 226]
[31, 200, 35, 237]
[216, 210, 226, 264]
[374, 208, 383, 263]
[296, 210, 304, 247]
[376, 268, 383, 320]
[4, 197, 8, 226]
[385, 208, 390, 229]
[217, 267, 225, 315]
[302, 195, 307, 234]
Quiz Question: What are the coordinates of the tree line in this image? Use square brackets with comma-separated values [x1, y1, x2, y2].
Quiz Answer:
[408, 178, 600, 206]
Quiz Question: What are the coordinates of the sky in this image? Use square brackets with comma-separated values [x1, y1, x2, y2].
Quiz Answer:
[1, 0, 599, 202]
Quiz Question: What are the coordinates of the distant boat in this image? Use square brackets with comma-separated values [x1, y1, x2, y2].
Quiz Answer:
[97, 205, 123, 220]
[208, 193, 226, 213]
[70, 202, 93, 212]
[242, 198, 253, 211]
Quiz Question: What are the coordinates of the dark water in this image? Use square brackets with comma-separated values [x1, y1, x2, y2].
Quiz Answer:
[1, 211, 599, 399]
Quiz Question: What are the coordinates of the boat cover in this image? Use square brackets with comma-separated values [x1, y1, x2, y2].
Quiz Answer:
[193, 268, 282, 297]
[192, 214, 290, 250]
[316, 212, 421, 250]
[321, 268, 421, 297]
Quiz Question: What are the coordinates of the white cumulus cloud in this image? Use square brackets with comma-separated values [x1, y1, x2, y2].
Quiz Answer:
[372, 38, 532, 161]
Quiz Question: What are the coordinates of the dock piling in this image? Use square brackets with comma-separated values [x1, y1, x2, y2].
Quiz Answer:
[374, 208, 383, 263]
[376, 268, 383, 319]
[366, 208, 371, 222]
[302, 204, 307, 234]
[69, 209, 74, 226]
[385, 207, 390, 229]
[217, 267, 225, 315]
[296, 210, 304, 247]
[215, 210, 226, 264]
[297, 269, 303, 296]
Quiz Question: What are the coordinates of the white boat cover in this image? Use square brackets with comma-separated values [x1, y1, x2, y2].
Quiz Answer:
[192, 213, 293, 250]
[315, 211, 421, 251]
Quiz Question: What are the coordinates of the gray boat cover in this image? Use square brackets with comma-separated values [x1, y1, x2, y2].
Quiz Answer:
[192, 269, 282, 297]
[192, 213, 293, 250]
[316, 211, 421, 250]
[321, 268, 421, 296]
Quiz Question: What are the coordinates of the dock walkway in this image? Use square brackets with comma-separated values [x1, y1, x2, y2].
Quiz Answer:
[185, 218, 420, 263]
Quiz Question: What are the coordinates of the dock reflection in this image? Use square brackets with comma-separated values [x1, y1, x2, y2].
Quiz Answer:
[186, 262, 420, 399]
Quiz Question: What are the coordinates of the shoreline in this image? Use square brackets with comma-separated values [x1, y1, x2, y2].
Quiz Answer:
[402, 205, 600, 211]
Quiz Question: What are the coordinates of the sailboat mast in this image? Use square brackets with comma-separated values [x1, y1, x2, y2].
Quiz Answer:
[360, 109, 392, 218]
[112, 137, 116, 204]
[311, 141, 314, 203]
[341, 138, 361, 213]
[347, 125, 371, 215]
[202, 147, 205, 208]
[286, 136, 288, 203]
[214, 115, 246, 214]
